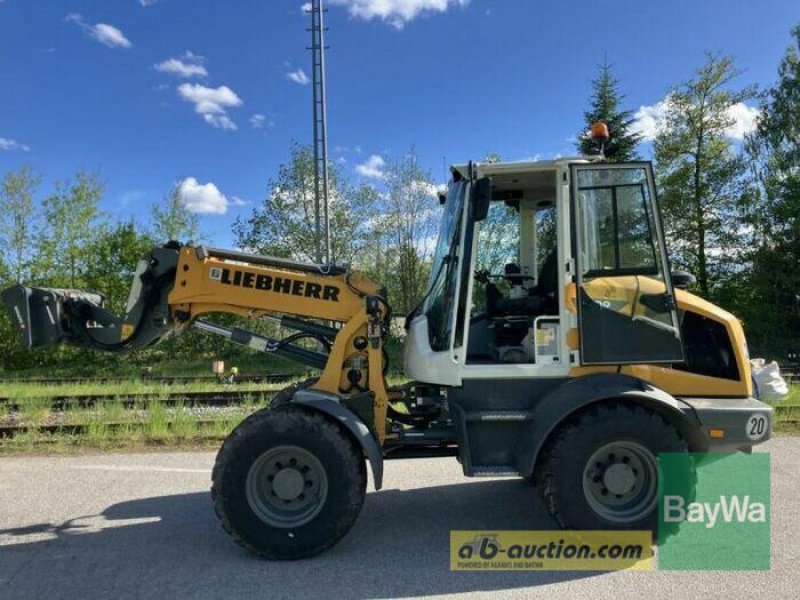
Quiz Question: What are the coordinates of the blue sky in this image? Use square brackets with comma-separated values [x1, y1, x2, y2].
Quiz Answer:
[1, 0, 798, 247]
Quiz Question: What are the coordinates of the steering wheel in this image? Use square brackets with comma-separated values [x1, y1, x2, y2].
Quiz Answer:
[474, 269, 533, 283]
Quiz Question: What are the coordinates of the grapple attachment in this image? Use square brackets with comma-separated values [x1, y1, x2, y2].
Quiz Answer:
[2, 285, 108, 349]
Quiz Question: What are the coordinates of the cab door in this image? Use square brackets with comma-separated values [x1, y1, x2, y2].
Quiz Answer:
[570, 163, 684, 365]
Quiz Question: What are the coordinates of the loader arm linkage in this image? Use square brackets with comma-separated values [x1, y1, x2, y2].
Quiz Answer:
[2, 243, 392, 442]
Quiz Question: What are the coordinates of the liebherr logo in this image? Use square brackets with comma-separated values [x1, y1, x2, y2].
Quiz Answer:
[209, 267, 340, 302]
[663, 495, 766, 529]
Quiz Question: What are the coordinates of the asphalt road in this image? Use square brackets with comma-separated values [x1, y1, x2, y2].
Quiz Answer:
[1, 438, 797, 600]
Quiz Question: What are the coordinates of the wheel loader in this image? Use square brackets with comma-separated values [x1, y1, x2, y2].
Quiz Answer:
[2, 130, 773, 559]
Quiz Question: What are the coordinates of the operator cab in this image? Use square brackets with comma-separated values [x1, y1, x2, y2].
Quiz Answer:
[405, 155, 684, 386]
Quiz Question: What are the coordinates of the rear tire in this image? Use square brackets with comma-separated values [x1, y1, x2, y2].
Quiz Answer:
[212, 404, 366, 559]
[537, 402, 691, 533]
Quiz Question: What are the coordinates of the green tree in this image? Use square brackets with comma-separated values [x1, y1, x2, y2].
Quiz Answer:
[375, 150, 439, 314]
[0, 165, 41, 283]
[151, 182, 200, 243]
[741, 26, 800, 357]
[85, 221, 155, 313]
[577, 61, 642, 161]
[36, 171, 105, 288]
[235, 144, 379, 266]
[654, 54, 755, 297]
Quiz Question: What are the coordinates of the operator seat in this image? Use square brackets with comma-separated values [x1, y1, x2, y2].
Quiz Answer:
[486, 250, 559, 317]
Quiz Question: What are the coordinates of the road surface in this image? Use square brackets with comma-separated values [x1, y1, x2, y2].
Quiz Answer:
[1, 438, 797, 599]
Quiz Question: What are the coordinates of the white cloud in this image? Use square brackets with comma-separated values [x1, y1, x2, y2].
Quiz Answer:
[140, 0, 159, 5]
[408, 180, 439, 198]
[177, 83, 243, 130]
[631, 99, 671, 141]
[178, 177, 229, 214]
[328, 0, 470, 29]
[250, 113, 274, 129]
[301, 2, 312, 12]
[632, 96, 760, 141]
[66, 14, 132, 49]
[154, 52, 207, 78]
[726, 103, 760, 140]
[287, 69, 310, 85]
[231, 196, 249, 206]
[355, 155, 386, 179]
[0, 137, 30, 152]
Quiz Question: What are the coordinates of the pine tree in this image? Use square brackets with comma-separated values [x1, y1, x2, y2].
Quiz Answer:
[741, 25, 800, 357]
[577, 61, 642, 161]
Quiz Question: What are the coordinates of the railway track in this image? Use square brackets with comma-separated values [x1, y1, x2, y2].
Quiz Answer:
[0, 389, 278, 412]
[0, 373, 302, 386]
[0, 419, 244, 440]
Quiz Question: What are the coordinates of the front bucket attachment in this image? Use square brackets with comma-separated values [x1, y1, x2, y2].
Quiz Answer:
[1, 285, 105, 349]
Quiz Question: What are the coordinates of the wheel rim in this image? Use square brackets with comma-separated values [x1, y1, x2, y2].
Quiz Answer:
[582, 440, 658, 524]
[245, 445, 328, 528]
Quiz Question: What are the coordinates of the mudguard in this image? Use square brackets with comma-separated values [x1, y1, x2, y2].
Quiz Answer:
[515, 373, 705, 478]
[293, 388, 384, 490]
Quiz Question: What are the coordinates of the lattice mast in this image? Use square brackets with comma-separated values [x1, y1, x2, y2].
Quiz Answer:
[307, 0, 331, 263]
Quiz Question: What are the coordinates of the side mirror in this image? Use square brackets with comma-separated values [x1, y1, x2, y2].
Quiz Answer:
[671, 271, 696, 290]
[472, 177, 492, 222]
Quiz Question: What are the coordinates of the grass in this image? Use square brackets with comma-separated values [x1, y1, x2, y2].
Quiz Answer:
[19, 396, 52, 426]
[0, 378, 276, 454]
[771, 384, 800, 435]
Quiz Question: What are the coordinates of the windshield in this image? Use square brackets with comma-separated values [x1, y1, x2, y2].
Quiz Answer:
[422, 180, 466, 351]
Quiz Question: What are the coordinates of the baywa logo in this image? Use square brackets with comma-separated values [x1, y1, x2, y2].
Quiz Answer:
[658, 452, 771, 570]
[663, 494, 767, 529]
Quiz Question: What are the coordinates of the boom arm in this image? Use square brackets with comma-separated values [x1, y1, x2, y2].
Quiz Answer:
[2, 243, 392, 440]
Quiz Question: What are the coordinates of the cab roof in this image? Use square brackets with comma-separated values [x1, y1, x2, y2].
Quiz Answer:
[451, 156, 592, 181]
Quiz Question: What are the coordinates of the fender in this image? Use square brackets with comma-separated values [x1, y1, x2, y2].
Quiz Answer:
[292, 388, 384, 490]
[515, 373, 705, 479]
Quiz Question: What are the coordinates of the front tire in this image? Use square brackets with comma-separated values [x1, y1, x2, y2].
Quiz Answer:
[212, 404, 366, 559]
[537, 402, 690, 532]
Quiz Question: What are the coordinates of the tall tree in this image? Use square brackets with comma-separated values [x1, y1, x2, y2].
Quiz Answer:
[37, 171, 104, 288]
[654, 54, 755, 297]
[151, 182, 201, 243]
[235, 144, 379, 266]
[577, 61, 642, 161]
[0, 165, 41, 283]
[741, 26, 800, 357]
[377, 150, 439, 314]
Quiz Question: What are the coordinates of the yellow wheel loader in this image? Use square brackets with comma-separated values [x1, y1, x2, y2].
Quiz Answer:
[3, 147, 773, 559]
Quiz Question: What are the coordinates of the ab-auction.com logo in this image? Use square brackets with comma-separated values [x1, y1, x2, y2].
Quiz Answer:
[658, 452, 770, 570]
[450, 531, 652, 571]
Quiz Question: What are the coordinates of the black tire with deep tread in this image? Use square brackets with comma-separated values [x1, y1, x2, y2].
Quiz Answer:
[212, 391, 366, 560]
[536, 402, 692, 533]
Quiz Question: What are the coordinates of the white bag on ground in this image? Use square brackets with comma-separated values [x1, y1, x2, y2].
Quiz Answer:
[750, 358, 790, 402]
